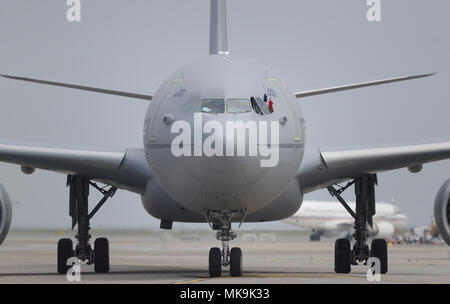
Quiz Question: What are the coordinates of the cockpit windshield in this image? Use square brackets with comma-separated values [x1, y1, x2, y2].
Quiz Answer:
[181, 98, 264, 114]
[226, 99, 252, 113]
[200, 99, 225, 114]
[251, 97, 271, 115]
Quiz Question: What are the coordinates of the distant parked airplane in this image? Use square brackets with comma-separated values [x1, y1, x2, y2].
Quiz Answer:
[284, 200, 408, 241]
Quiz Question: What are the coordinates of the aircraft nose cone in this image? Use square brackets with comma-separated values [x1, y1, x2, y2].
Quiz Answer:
[199, 155, 266, 211]
[148, 149, 300, 213]
[172, 118, 283, 212]
[146, 114, 304, 213]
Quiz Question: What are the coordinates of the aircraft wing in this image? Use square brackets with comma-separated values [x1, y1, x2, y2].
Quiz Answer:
[0, 143, 152, 194]
[0, 74, 155, 193]
[294, 73, 435, 99]
[297, 141, 450, 193]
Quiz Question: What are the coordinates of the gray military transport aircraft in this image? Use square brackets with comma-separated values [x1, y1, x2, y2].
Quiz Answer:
[0, 0, 450, 277]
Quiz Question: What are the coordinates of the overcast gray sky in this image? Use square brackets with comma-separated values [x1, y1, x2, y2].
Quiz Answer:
[0, 0, 449, 229]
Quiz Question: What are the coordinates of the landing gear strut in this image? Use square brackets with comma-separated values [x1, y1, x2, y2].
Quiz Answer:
[328, 174, 388, 274]
[57, 175, 117, 274]
[204, 210, 246, 277]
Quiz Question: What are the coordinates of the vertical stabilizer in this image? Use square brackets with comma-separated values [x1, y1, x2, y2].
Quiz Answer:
[209, 0, 229, 55]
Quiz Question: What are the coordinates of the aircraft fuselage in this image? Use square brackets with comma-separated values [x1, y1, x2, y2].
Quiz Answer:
[142, 55, 306, 219]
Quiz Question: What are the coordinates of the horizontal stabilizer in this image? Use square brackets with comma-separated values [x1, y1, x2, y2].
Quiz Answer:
[1, 74, 153, 101]
[295, 73, 435, 99]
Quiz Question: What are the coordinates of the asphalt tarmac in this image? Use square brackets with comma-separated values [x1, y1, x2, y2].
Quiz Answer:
[0, 230, 449, 284]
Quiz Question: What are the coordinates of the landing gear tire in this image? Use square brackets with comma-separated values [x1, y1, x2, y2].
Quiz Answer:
[209, 247, 222, 277]
[94, 238, 110, 273]
[57, 238, 73, 274]
[229, 247, 243, 277]
[335, 238, 351, 274]
[371, 239, 388, 274]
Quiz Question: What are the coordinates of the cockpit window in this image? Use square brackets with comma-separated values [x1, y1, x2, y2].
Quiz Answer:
[200, 99, 225, 114]
[250, 97, 271, 115]
[250, 97, 262, 115]
[181, 97, 201, 114]
[226, 99, 252, 113]
[181, 98, 256, 114]
[255, 97, 271, 115]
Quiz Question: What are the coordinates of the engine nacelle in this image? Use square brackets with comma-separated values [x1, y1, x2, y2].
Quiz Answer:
[434, 178, 450, 246]
[0, 184, 12, 245]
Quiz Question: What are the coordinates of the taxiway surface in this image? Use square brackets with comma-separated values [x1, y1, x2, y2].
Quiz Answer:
[0, 230, 448, 284]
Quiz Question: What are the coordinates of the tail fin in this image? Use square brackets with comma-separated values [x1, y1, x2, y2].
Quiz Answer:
[209, 0, 229, 56]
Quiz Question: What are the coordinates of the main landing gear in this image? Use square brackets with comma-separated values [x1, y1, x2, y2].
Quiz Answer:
[57, 175, 117, 274]
[204, 210, 246, 277]
[328, 174, 388, 274]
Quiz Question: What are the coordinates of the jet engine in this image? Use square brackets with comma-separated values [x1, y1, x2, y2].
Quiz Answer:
[0, 184, 12, 245]
[434, 178, 450, 246]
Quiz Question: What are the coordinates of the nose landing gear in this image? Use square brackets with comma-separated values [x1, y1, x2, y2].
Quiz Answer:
[204, 210, 246, 277]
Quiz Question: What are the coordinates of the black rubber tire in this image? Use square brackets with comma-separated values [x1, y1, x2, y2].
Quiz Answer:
[94, 238, 110, 273]
[209, 247, 222, 277]
[57, 238, 73, 274]
[230, 247, 243, 277]
[335, 238, 351, 274]
[371, 239, 388, 274]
